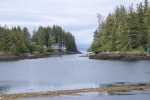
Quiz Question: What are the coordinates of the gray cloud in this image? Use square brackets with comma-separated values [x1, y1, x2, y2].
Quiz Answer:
[0, 0, 144, 45]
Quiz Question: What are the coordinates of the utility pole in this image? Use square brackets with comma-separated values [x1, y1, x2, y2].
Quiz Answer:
[62, 37, 63, 48]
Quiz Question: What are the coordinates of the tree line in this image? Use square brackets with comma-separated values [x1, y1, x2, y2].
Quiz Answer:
[0, 25, 77, 54]
[89, 0, 150, 53]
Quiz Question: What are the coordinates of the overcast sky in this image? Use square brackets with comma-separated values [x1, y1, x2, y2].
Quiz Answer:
[0, 0, 144, 46]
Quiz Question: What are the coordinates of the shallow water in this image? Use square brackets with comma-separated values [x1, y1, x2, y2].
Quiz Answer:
[0, 53, 150, 97]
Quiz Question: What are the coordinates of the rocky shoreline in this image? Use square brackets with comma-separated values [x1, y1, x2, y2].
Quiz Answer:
[0, 51, 81, 60]
[0, 85, 150, 99]
[89, 53, 150, 60]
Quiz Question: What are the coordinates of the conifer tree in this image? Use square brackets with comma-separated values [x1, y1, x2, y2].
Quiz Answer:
[89, 0, 150, 53]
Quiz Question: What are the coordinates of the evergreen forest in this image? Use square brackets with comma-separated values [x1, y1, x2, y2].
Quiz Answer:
[89, 0, 150, 53]
[0, 25, 77, 54]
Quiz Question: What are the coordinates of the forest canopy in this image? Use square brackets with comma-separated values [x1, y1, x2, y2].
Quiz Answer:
[0, 25, 77, 54]
[89, 0, 150, 53]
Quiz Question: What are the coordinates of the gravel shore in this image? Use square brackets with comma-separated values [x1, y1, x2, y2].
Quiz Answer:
[89, 53, 150, 60]
[0, 51, 81, 60]
[0, 85, 150, 100]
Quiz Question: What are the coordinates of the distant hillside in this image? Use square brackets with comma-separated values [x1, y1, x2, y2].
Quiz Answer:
[77, 44, 90, 51]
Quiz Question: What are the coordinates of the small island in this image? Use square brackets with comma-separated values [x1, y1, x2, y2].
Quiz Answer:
[0, 25, 80, 60]
[88, 0, 150, 60]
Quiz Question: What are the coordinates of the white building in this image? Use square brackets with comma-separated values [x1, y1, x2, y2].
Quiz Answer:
[51, 43, 67, 52]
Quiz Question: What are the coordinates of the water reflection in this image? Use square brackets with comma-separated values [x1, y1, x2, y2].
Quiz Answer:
[48, 55, 64, 57]
[98, 82, 150, 96]
[146, 71, 150, 74]
[101, 89, 150, 96]
[0, 85, 10, 94]
[99, 90, 134, 96]
[100, 82, 150, 88]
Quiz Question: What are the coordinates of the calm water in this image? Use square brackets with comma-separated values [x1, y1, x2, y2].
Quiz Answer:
[0, 53, 150, 99]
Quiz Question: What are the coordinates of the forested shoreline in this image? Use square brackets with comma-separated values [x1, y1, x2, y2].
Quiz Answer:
[89, 0, 150, 53]
[0, 25, 77, 54]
